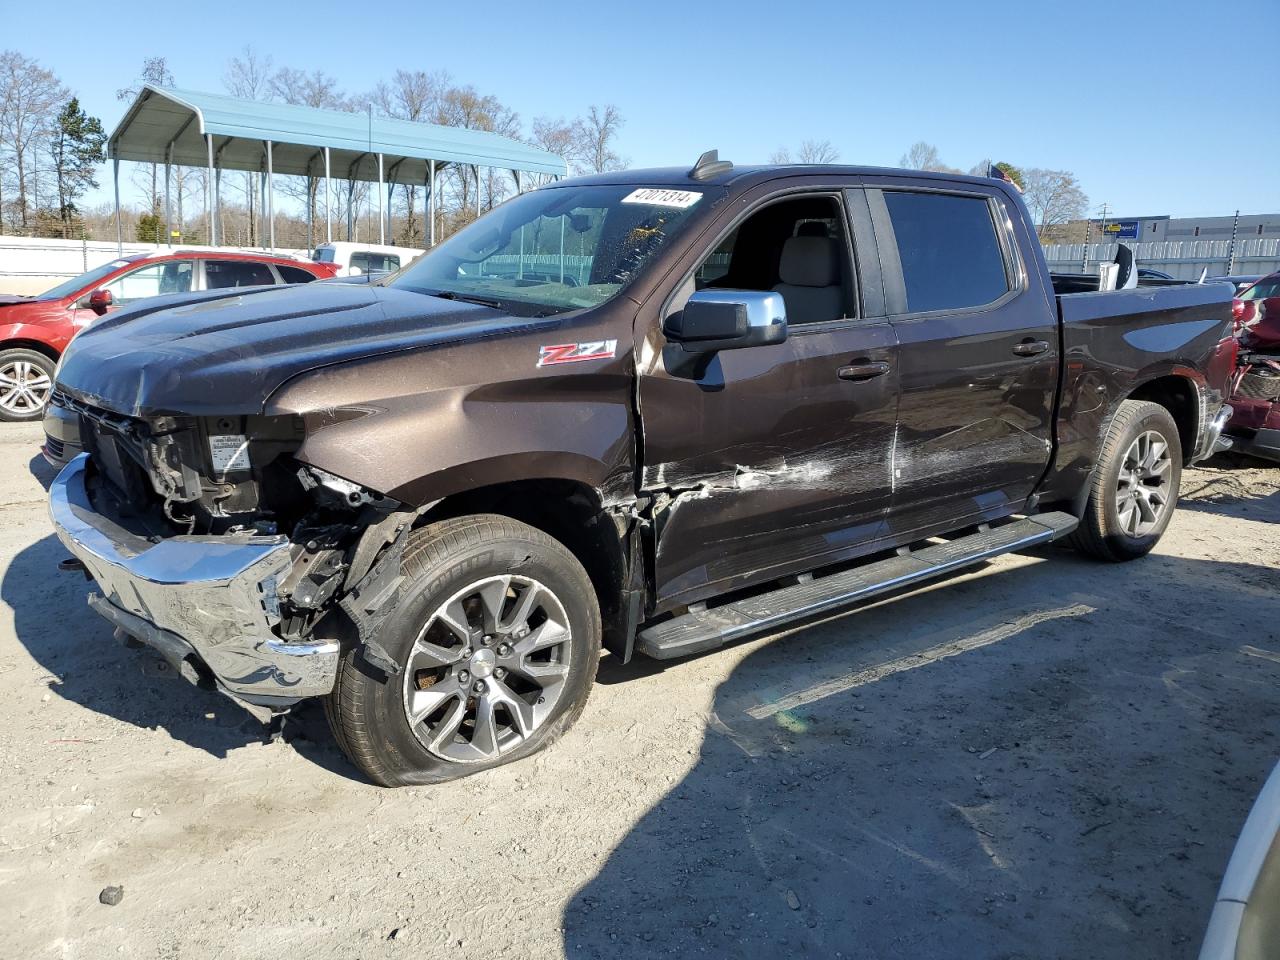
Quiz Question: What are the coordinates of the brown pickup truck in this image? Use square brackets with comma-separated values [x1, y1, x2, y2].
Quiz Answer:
[49, 153, 1237, 785]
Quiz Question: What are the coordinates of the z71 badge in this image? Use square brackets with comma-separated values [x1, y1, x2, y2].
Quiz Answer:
[537, 340, 618, 367]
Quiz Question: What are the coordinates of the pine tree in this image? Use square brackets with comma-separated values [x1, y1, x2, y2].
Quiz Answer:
[49, 98, 106, 236]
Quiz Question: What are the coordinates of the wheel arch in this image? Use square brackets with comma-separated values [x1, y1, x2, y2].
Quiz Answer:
[1125, 372, 1201, 463]
[420, 477, 636, 661]
[0, 338, 61, 363]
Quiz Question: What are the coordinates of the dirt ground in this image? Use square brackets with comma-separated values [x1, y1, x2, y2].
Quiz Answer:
[0, 419, 1276, 960]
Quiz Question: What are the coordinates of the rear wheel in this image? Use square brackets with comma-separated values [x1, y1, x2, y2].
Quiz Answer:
[1068, 399, 1182, 561]
[0, 348, 55, 422]
[325, 515, 601, 786]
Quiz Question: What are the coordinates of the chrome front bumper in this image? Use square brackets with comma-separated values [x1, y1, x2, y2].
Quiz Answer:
[49, 455, 339, 713]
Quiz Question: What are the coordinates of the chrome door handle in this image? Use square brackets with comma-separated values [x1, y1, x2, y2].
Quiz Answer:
[837, 361, 891, 382]
[1012, 340, 1050, 357]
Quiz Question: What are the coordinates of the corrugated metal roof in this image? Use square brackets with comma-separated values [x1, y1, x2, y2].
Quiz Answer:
[108, 85, 566, 182]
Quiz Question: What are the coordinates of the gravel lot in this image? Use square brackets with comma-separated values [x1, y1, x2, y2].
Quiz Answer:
[0, 419, 1276, 960]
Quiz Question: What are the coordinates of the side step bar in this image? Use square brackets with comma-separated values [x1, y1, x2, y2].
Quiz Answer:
[636, 512, 1078, 660]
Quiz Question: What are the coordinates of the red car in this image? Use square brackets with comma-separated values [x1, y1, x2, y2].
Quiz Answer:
[1226, 270, 1280, 462]
[0, 250, 338, 421]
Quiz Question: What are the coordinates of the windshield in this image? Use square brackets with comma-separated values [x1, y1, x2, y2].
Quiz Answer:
[1240, 277, 1280, 300]
[389, 184, 712, 316]
[38, 259, 134, 301]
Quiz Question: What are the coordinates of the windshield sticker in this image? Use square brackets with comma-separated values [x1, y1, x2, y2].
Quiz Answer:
[537, 340, 618, 367]
[621, 188, 701, 209]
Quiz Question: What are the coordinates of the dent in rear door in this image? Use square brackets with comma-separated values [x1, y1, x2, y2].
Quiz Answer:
[868, 183, 1058, 534]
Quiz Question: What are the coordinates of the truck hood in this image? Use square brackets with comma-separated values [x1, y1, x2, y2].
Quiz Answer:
[55, 282, 548, 418]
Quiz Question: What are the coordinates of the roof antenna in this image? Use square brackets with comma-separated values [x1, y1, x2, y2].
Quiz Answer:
[690, 149, 733, 181]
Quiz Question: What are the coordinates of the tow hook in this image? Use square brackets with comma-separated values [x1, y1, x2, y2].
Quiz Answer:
[58, 556, 94, 582]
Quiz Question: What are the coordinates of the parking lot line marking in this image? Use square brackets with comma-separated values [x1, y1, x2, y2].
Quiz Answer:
[746, 602, 1096, 720]
[1241, 645, 1280, 665]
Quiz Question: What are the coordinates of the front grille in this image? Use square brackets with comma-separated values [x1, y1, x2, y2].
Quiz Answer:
[45, 436, 65, 458]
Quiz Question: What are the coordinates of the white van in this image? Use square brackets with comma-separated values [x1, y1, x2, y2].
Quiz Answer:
[313, 242, 425, 278]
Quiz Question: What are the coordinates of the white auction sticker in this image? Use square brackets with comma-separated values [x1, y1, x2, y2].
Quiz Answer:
[620, 188, 702, 209]
[209, 435, 251, 474]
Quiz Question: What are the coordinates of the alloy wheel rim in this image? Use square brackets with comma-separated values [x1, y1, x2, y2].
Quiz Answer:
[0, 360, 51, 414]
[402, 574, 572, 764]
[1115, 430, 1172, 538]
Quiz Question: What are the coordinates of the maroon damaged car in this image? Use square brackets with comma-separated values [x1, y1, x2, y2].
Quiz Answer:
[1226, 271, 1280, 461]
[46, 155, 1236, 786]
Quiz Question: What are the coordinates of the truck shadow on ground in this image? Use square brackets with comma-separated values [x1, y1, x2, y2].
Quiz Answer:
[566, 543, 1280, 959]
[0, 531, 354, 776]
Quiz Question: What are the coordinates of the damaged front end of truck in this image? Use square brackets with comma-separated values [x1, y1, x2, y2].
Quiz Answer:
[50, 400, 423, 721]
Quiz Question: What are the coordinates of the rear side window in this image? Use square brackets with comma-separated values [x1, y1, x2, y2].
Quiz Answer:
[351, 252, 400, 273]
[205, 260, 277, 289]
[883, 191, 1010, 313]
[278, 265, 317, 284]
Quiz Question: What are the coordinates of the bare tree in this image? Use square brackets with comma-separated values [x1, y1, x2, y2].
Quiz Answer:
[900, 141, 943, 171]
[370, 70, 448, 243]
[530, 116, 580, 177]
[271, 67, 346, 247]
[574, 104, 625, 174]
[116, 57, 174, 217]
[1022, 168, 1088, 237]
[798, 139, 839, 163]
[222, 47, 274, 245]
[769, 147, 792, 164]
[0, 50, 67, 229]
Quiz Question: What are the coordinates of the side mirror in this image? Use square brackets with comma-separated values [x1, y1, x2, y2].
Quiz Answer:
[87, 288, 113, 316]
[663, 290, 788, 379]
[347, 266, 364, 277]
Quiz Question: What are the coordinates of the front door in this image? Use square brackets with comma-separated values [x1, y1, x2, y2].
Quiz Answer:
[866, 182, 1058, 536]
[637, 186, 900, 612]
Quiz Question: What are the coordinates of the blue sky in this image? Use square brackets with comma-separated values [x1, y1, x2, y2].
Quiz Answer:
[7, 0, 1278, 218]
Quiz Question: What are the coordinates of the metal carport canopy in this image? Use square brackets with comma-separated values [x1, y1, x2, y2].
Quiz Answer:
[107, 84, 567, 252]
[109, 84, 567, 181]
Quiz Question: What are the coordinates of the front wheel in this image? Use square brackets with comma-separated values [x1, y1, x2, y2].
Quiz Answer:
[0, 348, 56, 422]
[325, 515, 601, 786]
[1068, 399, 1182, 562]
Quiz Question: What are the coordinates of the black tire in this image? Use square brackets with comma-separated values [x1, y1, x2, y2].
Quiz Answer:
[325, 514, 601, 786]
[0, 348, 56, 422]
[1068, 399, 1182, 562]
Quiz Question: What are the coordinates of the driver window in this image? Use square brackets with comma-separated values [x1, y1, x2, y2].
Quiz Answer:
[688, 195, 855, 324]
[103, 260, 193, 304]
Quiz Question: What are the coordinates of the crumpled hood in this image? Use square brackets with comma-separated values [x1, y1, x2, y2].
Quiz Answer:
[55, 282, 542, 418]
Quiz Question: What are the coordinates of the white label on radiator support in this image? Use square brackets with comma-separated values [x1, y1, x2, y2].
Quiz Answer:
[208, 434, 251, 475]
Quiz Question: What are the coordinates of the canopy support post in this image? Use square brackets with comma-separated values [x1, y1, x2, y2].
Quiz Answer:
[265, 140, 275, 251]
[205, 134, 214, 246]
[428, 159, 436, 247]
[324, 146, 332, 244]
[474, 165, 481, 218]
[113, 157, 121, 255]
[164, 143, 172, 248]
[377, 153, 385, 245]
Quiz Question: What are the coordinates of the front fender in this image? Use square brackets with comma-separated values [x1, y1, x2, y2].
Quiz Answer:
[265, 341, 637, 508]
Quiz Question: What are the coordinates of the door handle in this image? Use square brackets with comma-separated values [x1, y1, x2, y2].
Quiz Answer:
[837, 361, 891, 382]
[1012, 339, 1050, 357]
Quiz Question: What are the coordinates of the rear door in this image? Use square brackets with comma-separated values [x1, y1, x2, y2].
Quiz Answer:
[637, 181, 900, 612]
[866, 180, 1058, 535]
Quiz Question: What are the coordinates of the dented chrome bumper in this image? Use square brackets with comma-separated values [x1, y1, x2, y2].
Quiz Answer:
[1192, 404, 1234, 463]
[49, 455, 338, 714]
